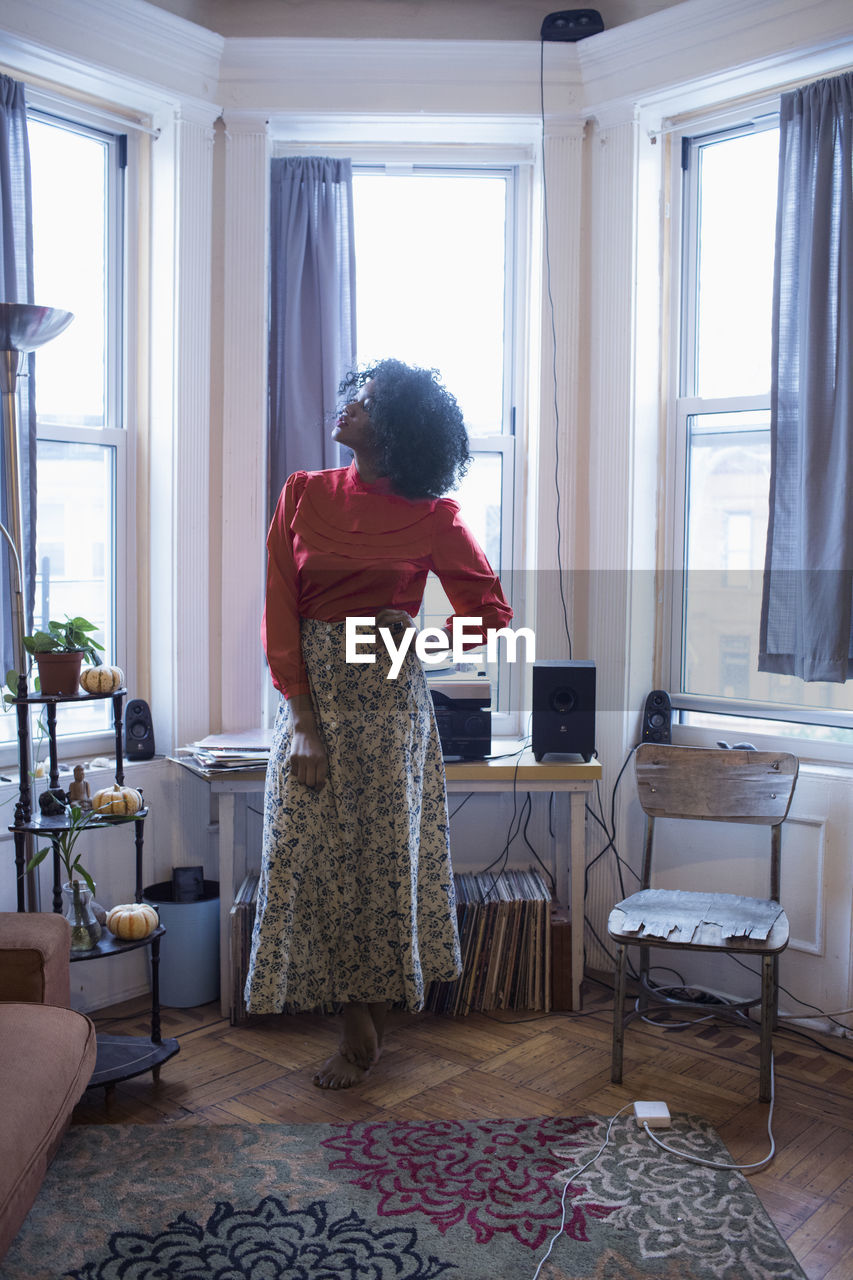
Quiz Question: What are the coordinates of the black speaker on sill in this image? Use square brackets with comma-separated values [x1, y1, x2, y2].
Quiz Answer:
[532, 660, 595, 761]
[125, 698, 155, 761]
[641, 689, 672, 744]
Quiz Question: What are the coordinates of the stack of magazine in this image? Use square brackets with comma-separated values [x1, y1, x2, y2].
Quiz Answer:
[176, 729, 272, 773]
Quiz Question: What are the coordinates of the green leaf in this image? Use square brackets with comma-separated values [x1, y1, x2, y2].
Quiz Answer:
[23, 631, 60, 654]
[72, 865, 95, 894]
[25, 846, 50, 873]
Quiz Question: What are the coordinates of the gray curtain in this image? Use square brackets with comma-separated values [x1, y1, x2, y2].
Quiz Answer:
[759, 71, 853, 682]
[267, 156, 356, 518]
[0, 74, 35, 677]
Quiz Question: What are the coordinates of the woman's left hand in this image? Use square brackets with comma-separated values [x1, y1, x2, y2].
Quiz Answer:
[375, 608, 416, 632]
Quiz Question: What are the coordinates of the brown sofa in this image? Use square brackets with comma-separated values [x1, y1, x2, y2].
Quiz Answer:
[0, 912, 97, 1262]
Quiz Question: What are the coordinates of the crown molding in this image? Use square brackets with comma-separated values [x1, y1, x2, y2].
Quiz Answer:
[220, 36, 583, 120]
[3, 0, 848, 138]
[579, 0, 853, 125]
[0, 0, 223, 110]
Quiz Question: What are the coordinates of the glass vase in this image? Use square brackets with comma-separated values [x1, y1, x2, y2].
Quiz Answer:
[62, 879, 103, 951]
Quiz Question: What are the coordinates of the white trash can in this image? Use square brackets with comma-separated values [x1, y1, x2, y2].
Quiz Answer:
[144, 880, 220, 1007]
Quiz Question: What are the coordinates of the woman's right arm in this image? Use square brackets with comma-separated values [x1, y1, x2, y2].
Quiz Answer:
[262, 473, 310, 699]
[263, 473, 328, 790]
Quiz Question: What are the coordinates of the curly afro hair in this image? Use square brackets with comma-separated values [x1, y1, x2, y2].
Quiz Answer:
[339, 359, 471, 500]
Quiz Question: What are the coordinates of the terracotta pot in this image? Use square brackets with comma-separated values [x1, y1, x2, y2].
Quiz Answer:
[35, 650, 85, 696]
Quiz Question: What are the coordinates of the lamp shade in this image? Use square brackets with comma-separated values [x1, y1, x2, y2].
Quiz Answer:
[0, 302, 73, 353]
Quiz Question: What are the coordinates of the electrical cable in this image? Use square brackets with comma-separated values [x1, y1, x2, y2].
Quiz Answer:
[583, 912, 639, 977]
[726, 952, 853, 1034]
[643, 1056, 777, 1173]
[532, 1103, 634, 1279]
[521, 789, 556, 895]
[773, 1022, 853, 1063]
[583, 745, 641, 900]
[448, 793, 473, 819]
[538, 36, 572, 658]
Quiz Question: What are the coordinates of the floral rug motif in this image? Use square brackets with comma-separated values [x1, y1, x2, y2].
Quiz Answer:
[0, 1117, 805, 1280]
[321, 1117, 619, 1249]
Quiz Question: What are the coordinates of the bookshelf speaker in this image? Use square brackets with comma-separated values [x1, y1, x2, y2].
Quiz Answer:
[125, 698, 155, 761]
[532, 660, 595, 761]
[641, 689, 672, 744]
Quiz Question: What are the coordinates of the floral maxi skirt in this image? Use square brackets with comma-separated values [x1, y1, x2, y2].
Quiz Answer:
[245, 619, 462, 1014]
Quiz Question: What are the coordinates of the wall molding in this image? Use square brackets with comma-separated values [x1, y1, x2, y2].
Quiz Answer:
[579, 0, 853, 124]
[0, 0, 223, 109]
[219, 119, 270, 733]
[220, 35, 583, 119]
[783, 813, 827, 957]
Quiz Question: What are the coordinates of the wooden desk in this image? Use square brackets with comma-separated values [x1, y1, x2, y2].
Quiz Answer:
[176, 746, 601, 1018]
[445, 750, 601, 1013]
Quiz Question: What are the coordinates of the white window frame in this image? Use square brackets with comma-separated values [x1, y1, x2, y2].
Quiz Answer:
[663, 112, 853, 759]
[0, 97, 138, 766]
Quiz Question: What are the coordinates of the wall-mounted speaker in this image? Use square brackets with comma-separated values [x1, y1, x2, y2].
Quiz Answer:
[125, 698, 155, 761]
[541, 9, 604, 41]
[532, 660, 595, 762]
[641, 689, 672, 744]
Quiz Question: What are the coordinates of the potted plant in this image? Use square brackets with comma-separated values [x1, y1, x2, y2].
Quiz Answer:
[20, 616, 104, 697]
[25, 803, 103, 951]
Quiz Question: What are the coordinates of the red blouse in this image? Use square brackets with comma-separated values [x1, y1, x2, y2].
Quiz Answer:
[262, 463, 513, 698]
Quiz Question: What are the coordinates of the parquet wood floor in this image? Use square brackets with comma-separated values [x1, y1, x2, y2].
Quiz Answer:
[72, 983, 853, 1279]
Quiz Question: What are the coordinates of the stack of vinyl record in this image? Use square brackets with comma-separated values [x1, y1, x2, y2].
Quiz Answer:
[426, 869, 552, 1015]
[229, 871, 259, 1024]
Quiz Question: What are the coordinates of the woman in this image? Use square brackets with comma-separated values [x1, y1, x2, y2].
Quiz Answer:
[246, 359, 512, 1089]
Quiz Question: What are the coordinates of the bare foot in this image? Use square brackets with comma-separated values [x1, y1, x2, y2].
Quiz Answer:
[313, 1001, 387, 1090]
[313, 1050, 369, 1089]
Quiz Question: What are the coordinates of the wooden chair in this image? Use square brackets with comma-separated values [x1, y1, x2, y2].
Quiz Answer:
[609, 744, 799, 1102]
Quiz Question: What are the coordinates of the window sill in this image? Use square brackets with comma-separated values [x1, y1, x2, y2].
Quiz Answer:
[0, 753, 167, 796]
[672, 721, 853, 770]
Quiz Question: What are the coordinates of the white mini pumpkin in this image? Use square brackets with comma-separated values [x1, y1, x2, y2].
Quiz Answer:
[92, 784, 144, 816]
[106, 902, 159, 940]
[79, 665, 124, 694]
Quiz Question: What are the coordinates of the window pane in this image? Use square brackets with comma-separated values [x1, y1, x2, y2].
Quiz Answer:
[37, 441, 114, 739]
[353, 172, 507, 434]
[693, 129, 779, 399]
[456, 452, 502, 573]
[0, 440, 116, 745]
[28, 117, 110, 426]
[682, 411, 853, 724]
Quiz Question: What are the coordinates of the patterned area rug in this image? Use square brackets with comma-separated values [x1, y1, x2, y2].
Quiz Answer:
[2, 1117, 804, 1279]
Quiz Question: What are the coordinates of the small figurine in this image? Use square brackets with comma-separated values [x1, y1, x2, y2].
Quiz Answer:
[67, 764, 92, 811]
[38, 788, 67, 817]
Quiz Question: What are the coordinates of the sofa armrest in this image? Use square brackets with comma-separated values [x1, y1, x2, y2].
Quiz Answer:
[0, 913, 71, 1007]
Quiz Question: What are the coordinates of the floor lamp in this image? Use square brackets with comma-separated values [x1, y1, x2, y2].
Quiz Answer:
[0, 302, 73, 910]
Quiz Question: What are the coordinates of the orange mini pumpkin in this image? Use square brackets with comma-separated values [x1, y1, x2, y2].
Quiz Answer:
[106, 902, 159, 940]
[79, 665, 124, 694]
[92, 784, 143, 816]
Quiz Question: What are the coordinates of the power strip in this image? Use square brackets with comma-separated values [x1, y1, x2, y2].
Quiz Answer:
[633, 1101, 671, 1128]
